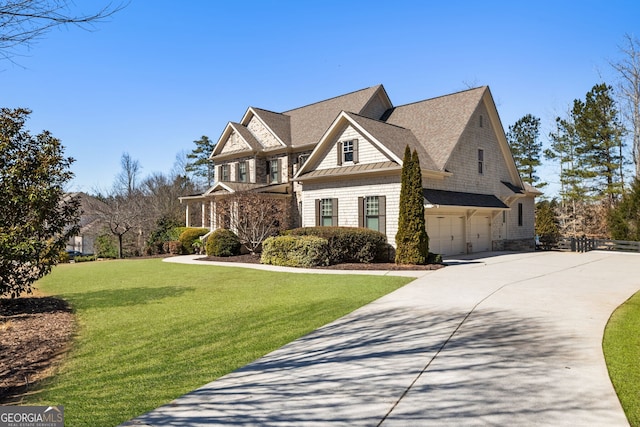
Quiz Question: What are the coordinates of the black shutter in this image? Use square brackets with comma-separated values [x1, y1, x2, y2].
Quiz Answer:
[266, 160, 271, 184]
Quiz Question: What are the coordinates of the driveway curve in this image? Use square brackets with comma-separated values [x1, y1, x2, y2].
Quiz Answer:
[122, 251, 640, 426]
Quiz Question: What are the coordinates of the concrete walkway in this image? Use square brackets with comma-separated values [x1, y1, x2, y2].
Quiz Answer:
[122, 251, 640, 426]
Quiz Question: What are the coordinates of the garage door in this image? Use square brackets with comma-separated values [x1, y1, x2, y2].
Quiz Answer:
[469, 215, 491, 252]
[426, 215, 465, 256]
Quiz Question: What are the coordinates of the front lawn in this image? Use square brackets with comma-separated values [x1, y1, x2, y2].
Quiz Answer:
[29, 258, 411, 426]
[603, 289, 640, 427]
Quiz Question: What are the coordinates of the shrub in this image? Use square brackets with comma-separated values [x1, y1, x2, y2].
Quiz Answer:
[167, 241, 183, 255]
[75, 255, 97, 263]
[206, 229, 241, 257]
[146, 217, 183, 255]
[178, 228, 209, 254]
[395, 146, 429, 264]
[95, 233, 118, 259]
[59, 251, 70, 263]
[427, 252, 443, 264]
[261, 235, 330, 267]
[287, 227, 387, 264]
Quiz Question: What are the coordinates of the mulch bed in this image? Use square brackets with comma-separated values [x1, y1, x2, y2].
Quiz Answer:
[0, 296, 75, 404]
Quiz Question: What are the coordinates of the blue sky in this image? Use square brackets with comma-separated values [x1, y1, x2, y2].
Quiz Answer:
[1, 0, 638, 196]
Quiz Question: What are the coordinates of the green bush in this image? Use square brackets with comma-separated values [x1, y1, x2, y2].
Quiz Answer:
[74, 255, 97, 263]
[206, 229, 241, 257]
[59, 251, 70, 263]
[287, 227, 387, 264]
[427, 252, 443, 264]
[146, 217, 183, 255]
[169, 226, 189, 242]
[95, 233, 118, 259]
[178, 228, 209, 254]
[261, 235, 330, 267]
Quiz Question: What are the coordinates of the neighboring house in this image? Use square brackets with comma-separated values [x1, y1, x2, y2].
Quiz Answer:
[65, 192, 106, 255]
[180, 85, 540, 256]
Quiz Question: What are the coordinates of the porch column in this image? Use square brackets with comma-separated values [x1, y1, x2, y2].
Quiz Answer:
[201, 202, 206, 228]
[209, 201, 214, 230]
[185, 203, 190, 228]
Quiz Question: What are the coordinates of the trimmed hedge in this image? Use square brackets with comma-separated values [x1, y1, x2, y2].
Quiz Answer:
[206, 229, 241, 257]
[287, 227, 387, 264]
[261, 235, 330, 267]
[178, 228, 209, 254]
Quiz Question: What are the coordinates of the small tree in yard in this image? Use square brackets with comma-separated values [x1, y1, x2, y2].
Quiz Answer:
[608, 178, 640, 240]
[216, 192, 290, 254]
[535, 200, 560, 249]
[0, 108, 81, 297]
[395, 146, 429, 264]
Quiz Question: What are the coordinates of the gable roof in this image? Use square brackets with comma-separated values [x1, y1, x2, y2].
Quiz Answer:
[243, 107, 291, 146]
[345, 112, 439, 171]
[284, 85, 391, 147]
[384, 86, 487, 170]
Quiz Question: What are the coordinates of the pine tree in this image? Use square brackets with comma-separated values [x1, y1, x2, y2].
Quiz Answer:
[395, 146, 429, 264]
[186, 135, 216, 189]
[573, 83, 626, 206]
[506, 114, 545, 187]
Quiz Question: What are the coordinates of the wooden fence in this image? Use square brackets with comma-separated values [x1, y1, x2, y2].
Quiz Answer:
[556, 236, 640, 253]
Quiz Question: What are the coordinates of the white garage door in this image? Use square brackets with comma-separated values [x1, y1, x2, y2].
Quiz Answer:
[426, 215, 465, 256]
[469, 215, 491, 252]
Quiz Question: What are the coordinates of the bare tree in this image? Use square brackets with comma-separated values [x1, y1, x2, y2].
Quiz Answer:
[0, 0, 126, 62]
[217, 192, 290, 254]
[115, 152, 141, 197]
[610, 33, 640, 179]
[89, 192, 143, 258]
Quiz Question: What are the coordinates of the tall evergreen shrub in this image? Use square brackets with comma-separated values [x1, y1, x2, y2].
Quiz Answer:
[395, 146, 429, 264]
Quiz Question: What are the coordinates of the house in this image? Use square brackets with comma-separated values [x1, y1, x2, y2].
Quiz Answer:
[179, 85, 540, 256]
[65, 192, 106, 255]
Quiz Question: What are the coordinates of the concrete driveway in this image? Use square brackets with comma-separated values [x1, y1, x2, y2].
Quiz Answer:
[122, 251, 640, 426]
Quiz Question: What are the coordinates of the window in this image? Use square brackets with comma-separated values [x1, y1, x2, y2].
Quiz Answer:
[337, 139, 358, 165]
[267, 159, 279, 184]
[343, 140, 354, 162]
[298, 154, 308, 167]
[518, 203, 523, 226]
[238, 161, 247, 182]
[358, 196, 386, 234]
[479, 115, 484, 128]
[220, 164, 230, 181]
[315, 198, 338, 226]
[478, 149, 484, 174]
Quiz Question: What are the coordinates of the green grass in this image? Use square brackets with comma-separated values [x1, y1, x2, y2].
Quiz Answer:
[603, 290, 640, 427]
[28, 258, 411, 426]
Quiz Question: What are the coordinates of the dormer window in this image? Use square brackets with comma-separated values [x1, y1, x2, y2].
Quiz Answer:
[337, 139, 359, 165]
